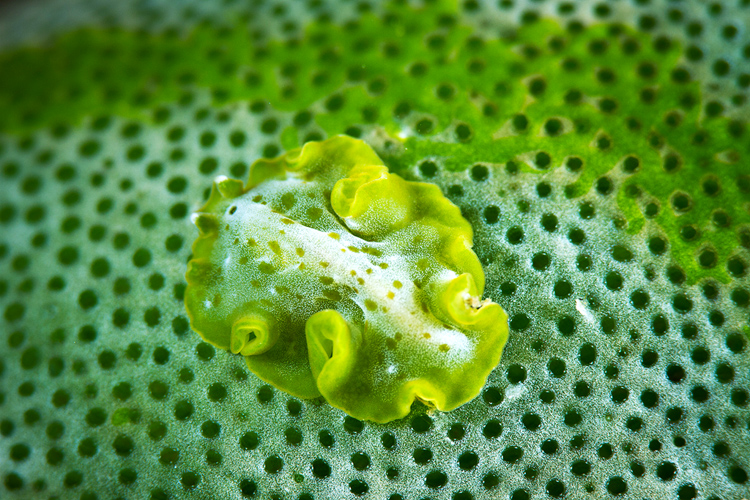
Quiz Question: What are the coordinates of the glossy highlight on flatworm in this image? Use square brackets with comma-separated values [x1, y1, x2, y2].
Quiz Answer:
[185, 135, 509, 422]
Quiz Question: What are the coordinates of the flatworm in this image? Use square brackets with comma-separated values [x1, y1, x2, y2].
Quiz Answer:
[185, 136, 508, 422]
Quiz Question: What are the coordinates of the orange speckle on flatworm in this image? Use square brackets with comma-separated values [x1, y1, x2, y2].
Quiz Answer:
[268, 241, 282, 255]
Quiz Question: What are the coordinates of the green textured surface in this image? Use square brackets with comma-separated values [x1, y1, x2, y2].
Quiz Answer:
[0, 1, 748, 499]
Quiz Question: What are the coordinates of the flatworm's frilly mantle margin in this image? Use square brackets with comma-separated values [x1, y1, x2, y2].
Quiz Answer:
[185, 136, 509, 423]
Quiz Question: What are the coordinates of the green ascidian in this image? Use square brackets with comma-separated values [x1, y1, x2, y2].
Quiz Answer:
[186, 136, 508, 423]
[1, 0, 749, 499]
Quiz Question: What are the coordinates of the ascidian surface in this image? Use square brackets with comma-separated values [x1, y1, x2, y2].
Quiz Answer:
[0, 0, 749, 499]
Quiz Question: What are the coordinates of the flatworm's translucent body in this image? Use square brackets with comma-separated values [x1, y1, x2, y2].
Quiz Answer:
[185, 136, 508, 422]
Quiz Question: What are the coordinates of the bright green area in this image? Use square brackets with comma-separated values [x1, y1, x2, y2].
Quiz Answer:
[186, 136, 508, 422]
[0, 0, 748, 285]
